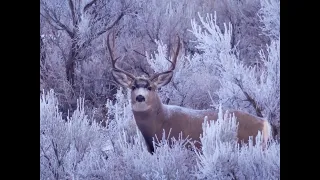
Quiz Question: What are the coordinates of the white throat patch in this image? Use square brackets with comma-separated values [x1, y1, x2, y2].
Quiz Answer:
[132, 102, 151, 112]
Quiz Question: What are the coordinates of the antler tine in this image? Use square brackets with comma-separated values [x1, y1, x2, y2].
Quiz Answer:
[150, 36, 181, 80]
[107, 32, 117, 69]
[107, 31, 135, 79]
[168, 35, 181, 71]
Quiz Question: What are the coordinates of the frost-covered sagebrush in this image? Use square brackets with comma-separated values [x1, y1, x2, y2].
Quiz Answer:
[116, 129, 197, 180]
[105, 87, 140, 153]
[40, 89, 279, 180]
[40, 89, 108, 180]
[146, 36, 219, 109]
[188, 9, 280, 138]
[195, 105, 280, 180]
[258, 0, 280, 40]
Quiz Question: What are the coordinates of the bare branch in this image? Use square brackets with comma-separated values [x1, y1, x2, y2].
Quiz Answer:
[139, 66, 150, 77]
[146, 30, 156, 44]
[49, 37, 68, 63]
[234, 78, 263, 117]
[40, 145, 56, 178]
[83, 0, 98, 13]
[97, 12, 125, 37]
[133, 50, 147, 58]
[79, 12, 125, 50]
[40, 12, 64, 31]
[68, 0, 77, 27]
[40, 7, 74, 38]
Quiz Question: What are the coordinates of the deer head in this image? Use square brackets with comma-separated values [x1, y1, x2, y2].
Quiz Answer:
[107, 32, 181, 112]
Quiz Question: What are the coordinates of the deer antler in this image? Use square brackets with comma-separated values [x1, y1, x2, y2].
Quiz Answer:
[167, 36, 180, 71]
[150, 36, 181, 80]
[107, 32, 135, 79]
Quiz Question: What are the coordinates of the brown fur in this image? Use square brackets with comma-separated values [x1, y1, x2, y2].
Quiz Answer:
[131, 90, 270, 153]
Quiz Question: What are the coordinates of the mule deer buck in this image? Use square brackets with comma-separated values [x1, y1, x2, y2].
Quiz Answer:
[107, 33, 271, 153]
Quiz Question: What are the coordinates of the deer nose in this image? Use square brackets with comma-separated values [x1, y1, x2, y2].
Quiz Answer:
[136, 95, 145, 102]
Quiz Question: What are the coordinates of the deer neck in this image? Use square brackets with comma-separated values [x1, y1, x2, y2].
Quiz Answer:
[132, 95, 165, 136]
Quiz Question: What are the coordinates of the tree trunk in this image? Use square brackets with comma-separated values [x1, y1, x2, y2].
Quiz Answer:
[66, 41, 78, 87]
[40, 35, 47, 81]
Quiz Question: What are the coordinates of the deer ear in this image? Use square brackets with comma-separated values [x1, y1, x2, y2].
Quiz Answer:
[112, 69, 134, 88]
[151, 71, 173, 88]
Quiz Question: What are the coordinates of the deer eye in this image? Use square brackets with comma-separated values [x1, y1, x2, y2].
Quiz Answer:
[147, 86, 152, 91]
[131, 86, 136, 90]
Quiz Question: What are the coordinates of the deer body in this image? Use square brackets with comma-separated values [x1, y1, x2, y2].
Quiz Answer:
[132, 93, 270, 153]
[107, 33, 271, 153]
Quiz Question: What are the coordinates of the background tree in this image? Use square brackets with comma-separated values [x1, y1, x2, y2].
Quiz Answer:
[40, 0, 138, 120]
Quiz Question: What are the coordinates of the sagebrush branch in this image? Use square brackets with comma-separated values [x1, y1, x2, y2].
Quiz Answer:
[235, 78, 263, 117]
